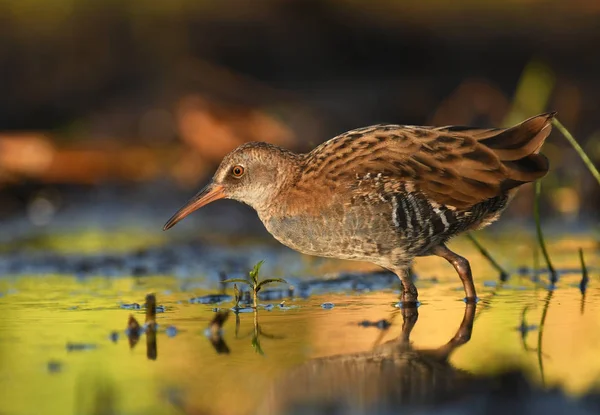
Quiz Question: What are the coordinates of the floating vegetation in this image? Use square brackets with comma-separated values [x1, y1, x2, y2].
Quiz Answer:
[120, 303, 141, 310]
[189, 294, 232, 304]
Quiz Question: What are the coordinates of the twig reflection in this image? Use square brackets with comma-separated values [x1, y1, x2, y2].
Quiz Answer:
[536, 288, 554, 387]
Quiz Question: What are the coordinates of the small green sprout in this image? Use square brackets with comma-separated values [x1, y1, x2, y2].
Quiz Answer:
[223, 261, 287, 308]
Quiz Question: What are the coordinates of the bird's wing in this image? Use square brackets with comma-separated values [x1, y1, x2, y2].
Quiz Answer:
[303, 113, 554, 209]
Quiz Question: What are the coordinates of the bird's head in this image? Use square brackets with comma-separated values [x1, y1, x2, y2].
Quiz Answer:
[163, 142, 299, 230]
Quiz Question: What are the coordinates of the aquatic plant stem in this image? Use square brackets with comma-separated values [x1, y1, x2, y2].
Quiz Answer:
[579, 248, 589, 315]
[552, 118, 600, 187]
[537, 289, 553, 387]
[466, 233, 509, 280]
[145, 294, 156, 324]
[579, 248, 589, 285]
[532, 245, 540, 282]
[534, 181, 557, 284]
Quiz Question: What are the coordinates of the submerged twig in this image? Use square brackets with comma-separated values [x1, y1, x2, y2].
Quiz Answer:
[534, 181, 557, 284]
[466, 233, 509, 280]
[145, 294, 156, 324]
[145, 294, 158, 359]
[579, 248, 589, 315]
[579, 248, 589, 292]
[552, 118, 600, 187]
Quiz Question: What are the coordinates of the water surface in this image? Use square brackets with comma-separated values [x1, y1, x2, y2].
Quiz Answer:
[0, 234, 599, 414]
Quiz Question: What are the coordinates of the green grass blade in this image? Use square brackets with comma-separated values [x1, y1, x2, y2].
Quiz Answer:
[466, 233, 509, 280]
[256, 278, 288, 293]
[259, 278, 288, 286]
[552, 118, 600, 187]
[534, 180, 556, 283]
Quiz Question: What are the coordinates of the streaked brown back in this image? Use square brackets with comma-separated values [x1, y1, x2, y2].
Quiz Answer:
[301, 112, 555, 209]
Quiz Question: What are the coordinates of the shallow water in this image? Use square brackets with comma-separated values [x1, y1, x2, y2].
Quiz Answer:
[0, 234, 599, 415]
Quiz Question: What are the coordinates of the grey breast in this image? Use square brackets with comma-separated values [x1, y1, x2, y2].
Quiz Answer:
[265, 201, 399, 262]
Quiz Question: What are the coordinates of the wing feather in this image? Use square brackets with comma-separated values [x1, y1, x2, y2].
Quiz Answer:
[302, 113, 555, 209]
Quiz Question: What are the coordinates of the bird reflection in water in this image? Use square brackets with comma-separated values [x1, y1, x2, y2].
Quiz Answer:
[258, 303, 476, 415]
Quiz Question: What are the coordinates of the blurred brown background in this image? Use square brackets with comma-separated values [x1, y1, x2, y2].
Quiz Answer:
[0, 0, 599, 234]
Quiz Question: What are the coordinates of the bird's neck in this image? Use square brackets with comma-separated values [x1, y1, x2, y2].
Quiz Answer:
[253, 152, 305, 219]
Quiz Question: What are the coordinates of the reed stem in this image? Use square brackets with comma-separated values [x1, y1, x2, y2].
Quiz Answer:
[534, 181, 557, 283]
[466, 233, 509, 280]
[579, 248, 589, 293]
[552, 118, 600, 187]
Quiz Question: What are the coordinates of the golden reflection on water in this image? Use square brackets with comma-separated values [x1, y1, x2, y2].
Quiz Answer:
[0, 236, 598, 415]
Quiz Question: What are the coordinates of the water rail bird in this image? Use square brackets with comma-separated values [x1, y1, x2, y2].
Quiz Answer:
[164, 112, 555, 303]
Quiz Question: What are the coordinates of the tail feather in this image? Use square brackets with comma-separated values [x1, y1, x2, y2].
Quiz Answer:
[491, 112, 556, 191]
[480, 112, 556, 161]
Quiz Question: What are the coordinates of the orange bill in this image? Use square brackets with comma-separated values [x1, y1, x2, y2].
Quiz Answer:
[163, 183, 225, 230]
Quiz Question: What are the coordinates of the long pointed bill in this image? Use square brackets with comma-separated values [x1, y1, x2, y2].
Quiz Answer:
[163, 183, 225, 231]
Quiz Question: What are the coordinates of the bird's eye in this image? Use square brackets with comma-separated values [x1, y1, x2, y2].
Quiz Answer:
[231, 165, 245, 178]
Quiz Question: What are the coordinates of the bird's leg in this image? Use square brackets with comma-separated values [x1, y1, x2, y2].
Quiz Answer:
[433, 244, 477, 301]
[397, 268, 418, 304]
[431, 301, 476, 361]
[400, 304, 419, 344]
